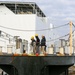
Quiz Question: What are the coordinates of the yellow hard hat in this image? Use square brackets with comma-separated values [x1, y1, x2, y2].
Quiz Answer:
[31, 36, 34, 39]
[35, 34, 38, 36]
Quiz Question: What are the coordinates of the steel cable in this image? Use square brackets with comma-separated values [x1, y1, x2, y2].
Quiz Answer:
[0, 23, 69, 32]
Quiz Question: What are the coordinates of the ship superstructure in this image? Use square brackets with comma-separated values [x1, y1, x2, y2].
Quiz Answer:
[0, 1, 49, 53]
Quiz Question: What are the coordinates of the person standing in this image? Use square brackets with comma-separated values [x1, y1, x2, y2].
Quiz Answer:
[41, 35, 46, 54]
[35, 34, 40, 54]
[30, 36, 36, 54]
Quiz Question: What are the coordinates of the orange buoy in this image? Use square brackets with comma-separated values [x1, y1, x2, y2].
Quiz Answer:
[36, 53, 39, 56]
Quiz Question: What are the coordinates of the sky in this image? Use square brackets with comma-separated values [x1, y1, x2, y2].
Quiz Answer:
[0, 0, 75, 25]
[0, 0, 75, 37]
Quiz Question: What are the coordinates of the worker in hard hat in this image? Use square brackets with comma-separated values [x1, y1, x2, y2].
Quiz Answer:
[31, 36, 34, 40]
[30, 36, 36, 54]
[41, 35, 46, 54]
[35, 34, 40, 54]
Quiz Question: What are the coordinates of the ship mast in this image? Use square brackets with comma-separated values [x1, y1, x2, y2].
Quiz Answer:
[69, 21, 72, 55]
